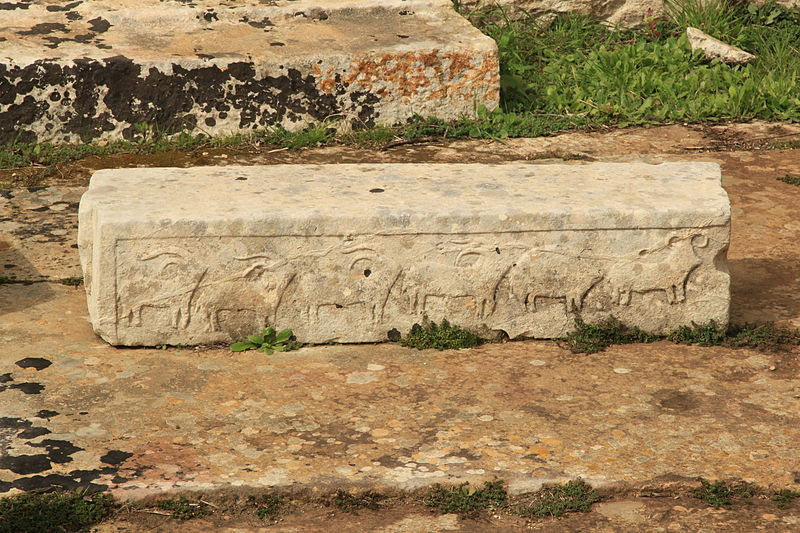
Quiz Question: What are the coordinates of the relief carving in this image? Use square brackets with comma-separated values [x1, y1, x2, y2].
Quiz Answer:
[607, 234, 708, 306]
[115, 230, 717, 339]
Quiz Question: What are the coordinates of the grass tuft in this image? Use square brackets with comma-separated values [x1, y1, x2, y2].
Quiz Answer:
[565, 319, 800, 353]
[399, 318, 486, 350]
[0, 490, 117, 533]
[562, 318, 660, 354]
[423, 481, 508, 517]
[772, 489, 800, 509]
[328, 489, 386, 514]
[692, 479, 760, 508]
[513, 479, 602, 518]
[251, 493, 286, 521]
[156, 497, 213, 520]
[777, 174, 800, 186]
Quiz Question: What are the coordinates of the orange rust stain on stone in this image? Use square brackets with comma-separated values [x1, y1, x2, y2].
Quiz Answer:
[315, 50, 499, 104]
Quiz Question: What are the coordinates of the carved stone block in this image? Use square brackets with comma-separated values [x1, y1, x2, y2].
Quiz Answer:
[78, 162, 731, 345]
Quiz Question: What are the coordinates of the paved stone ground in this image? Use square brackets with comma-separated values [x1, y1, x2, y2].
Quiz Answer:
[1, 122, 799, 530]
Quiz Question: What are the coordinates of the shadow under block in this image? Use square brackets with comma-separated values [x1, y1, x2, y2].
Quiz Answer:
[0, 0, 498, 144]
[78, 162, 731, 345]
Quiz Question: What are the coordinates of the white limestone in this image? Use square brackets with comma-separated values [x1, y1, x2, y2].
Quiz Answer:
[78, 162, 731, 346]
[687, 27, 756, 65]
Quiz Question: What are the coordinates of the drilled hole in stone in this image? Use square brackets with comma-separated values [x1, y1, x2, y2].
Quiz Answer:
[364, 269, 372, 277]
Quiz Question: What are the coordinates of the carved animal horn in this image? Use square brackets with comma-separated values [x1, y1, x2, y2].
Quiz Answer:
[140, 247, 189, 262]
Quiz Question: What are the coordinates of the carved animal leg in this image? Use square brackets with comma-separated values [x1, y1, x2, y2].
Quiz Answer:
[675, 283, 687, 303]
[618, 290, 632, 306]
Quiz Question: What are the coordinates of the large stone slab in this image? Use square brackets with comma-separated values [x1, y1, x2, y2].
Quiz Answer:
[78, 162, 730, 346]
[0, 0, 498, 144]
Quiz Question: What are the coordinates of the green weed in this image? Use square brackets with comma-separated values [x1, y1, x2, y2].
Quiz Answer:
[230, 327, 300, 355]
[562, 318, 660, 354]
[328, 490, 386, 514]
[666, 321, 729, 346]
[399, 318, 486, 350]
[725, 323, 800, 350]
[778, 174, 800, 186]
[252, 493, 286, 521]
[0, 490, 117, 533]
[692, 479, 759, 508]
[423, 481, 508, 517]
[565, 319, 800, 353]
[156, 497, 212, 520]
[772, 489, 800, 509]
[513, 479, 601, 518]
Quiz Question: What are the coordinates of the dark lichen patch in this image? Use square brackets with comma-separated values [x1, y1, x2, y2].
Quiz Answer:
[29, 439, 83, 463]
[17, 426, 51, 439]
[100, 450, 133, 466]
[0, 2, 30, 10]
[17, 23, 69, 36]
[0, 417, 31, 429]
[46, 1, 82, 11]
[15, 357, 52, 371]
[9, 382, 45, 394]
[87, 17, 111, 33]
[0, 56, 380, 143]
[0, 454, 52, 475]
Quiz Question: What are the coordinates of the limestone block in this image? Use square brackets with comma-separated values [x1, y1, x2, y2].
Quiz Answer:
[0, 0, 497, 144]
[78, 162, 731, 346]
[687, 27, 756, 65]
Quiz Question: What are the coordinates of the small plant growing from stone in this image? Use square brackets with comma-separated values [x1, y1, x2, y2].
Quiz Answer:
[399, 318, 486, 350]
[423, 481, 508, 517]
[777, 174, 800, 186]
[513, 479, 601, 518]
[692, 479, 760, 509]
[230, 327, 299, 354]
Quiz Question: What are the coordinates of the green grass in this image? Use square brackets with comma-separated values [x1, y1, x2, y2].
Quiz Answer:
[399, 318, 486, 350]
[778, 174, 800, 186]
[772, 489, 800, 509]
[692, 479, 760, 509]
[0, 490, 117, 533]
[327, 489, 387, 514]
[251, 493, 286, 521]
[513, 479, 602, 518]
[562, 318, 661, 354]
[467, 0, 800, 125]
[564, 319, 800, 354]
[423, 481, 508, 517]
[156, 497, 212, 520]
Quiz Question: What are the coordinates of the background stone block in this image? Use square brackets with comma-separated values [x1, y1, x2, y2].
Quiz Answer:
[0, 0, 498, 144]
[78, 162, 730, 345]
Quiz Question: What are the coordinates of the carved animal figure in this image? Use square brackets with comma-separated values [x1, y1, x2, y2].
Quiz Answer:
[607, 234, 708, 305]
[284, 248, 403, 324]
[507, 250, 604, 312]
[192, 262, 296, 333]
[119, 247, 207, 330]
[400, 257, 515, 319]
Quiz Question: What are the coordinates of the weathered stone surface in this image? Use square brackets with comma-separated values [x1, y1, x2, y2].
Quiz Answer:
[0, 0, 498, 144]
[687, 27, 756, 65]
[78, 162, 730, 346]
